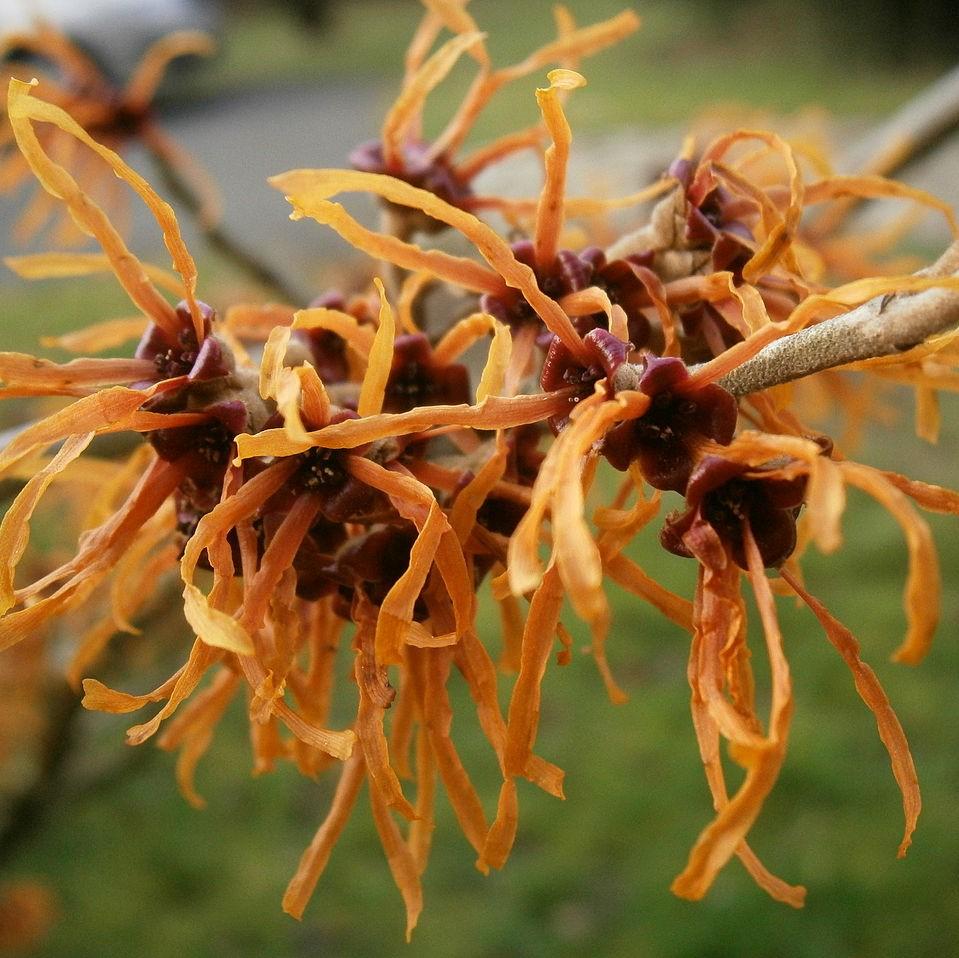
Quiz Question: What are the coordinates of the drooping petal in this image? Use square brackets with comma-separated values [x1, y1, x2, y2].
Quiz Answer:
[354, 603, 416, 820]
[157, 666, 239, 809]
[503, 565, 565, 788]
[368, 765, 423, 942]
[841, 461, 940, 665]
[358, 278, 396, 417]
[283, 751, 366, 920]
[671, 525, 795, 901]
[0, 431, 93, 614]
[782, 569, 920, 857]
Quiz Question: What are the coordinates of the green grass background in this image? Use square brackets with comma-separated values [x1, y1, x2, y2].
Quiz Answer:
[2, 2, 959, 956]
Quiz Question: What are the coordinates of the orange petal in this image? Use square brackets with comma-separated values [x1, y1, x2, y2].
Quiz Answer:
[382, 31, 486, 167]
[841, 462, 940, 665]
[671, 526, 794, 901]
[269, 168, 589, 361]
[283, 751, 366, 920]
[533, 69, 585, 270]
[5, 251, 184, 295]
[358, 278, 396, 417]
[782, 568, 920, 857]
[0, 431, 93, 613]
[7, 78, 202, 339]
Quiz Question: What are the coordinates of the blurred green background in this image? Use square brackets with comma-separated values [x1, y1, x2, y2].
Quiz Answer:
[1, 1, 958, 956]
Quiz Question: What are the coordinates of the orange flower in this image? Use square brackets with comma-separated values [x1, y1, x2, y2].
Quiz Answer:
[349, 6, 639, 235]
[1, 22, 218, 244]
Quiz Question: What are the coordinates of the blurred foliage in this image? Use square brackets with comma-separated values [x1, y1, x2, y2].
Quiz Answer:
[162, 1, 945, 126]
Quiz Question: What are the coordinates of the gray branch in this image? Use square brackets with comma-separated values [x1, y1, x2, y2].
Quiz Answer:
[840, 64, 959, 178]
[715, 241, 959, 397]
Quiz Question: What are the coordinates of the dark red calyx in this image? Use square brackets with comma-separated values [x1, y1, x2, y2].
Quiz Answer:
[683, 185, 755, 277]
[295, 327, 351, 385]
[469, 423, 542, 537]
[602, 355, 737, 491]
[540, 328, 630, 432]
[383, 334, 470, 413]
[679, 301, 745, 362]
[660, 454, 807, 569]
[480, 242, 593, 334]
[667, 156, 695, 189]
[149, 399, 246, 471]
[349, 139, 472, 225]
[92, 94, 149, 138]
[329, 523, 423, 616]
[135, 301, 226, 382]
[574, 246, 652, 347]
[292, 290, 354, 385]
[274, 514, 347, 602]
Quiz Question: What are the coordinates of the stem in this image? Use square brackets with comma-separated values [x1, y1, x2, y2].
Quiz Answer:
[715, 242, 959, 397]
[840, 64, 959, 179]
[145, 134, 309, 306]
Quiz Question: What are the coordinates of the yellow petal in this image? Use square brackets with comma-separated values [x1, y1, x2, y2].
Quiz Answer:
[358, 278, 396, 418]
[0, 432, 93, 613]
[6, 78, 202, 339]
[182, 582, 254, 655]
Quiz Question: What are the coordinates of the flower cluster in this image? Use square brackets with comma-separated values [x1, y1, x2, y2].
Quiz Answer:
[1, 2, 959, 937]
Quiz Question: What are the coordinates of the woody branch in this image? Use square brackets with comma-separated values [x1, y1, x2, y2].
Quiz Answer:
[714, 240, 959, 397]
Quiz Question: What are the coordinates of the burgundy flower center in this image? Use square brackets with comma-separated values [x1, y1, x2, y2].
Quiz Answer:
[349, 139, 472, 210]
[660, 455, 808, 570]
[482, 243, 592, 333]
[703, 478, 751, 527]
[603, 357, 738, 490]
[388, 360, 436, 404]
[193, 421, 234, 466]
[631, 392, 701, 443]
[153, 329, 200, 379]
[294, 447, 349, 493]
[383, 335, 469, 413]
[149, 416, 237, 468]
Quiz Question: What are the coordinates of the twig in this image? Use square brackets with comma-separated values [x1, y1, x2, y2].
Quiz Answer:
[840, 63, 959, 179]
[145, 138, 309, 306]
[715, 241, 959, 397]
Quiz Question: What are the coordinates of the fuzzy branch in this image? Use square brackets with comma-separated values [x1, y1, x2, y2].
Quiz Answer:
[716, 241, 959, 397]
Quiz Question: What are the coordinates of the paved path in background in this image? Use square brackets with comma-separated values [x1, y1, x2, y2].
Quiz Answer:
[136, 83, 387, 294]
[2, 82, 956, 298]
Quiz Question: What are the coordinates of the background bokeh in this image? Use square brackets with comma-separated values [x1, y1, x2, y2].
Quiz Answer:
[1, 2, 957, 956]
